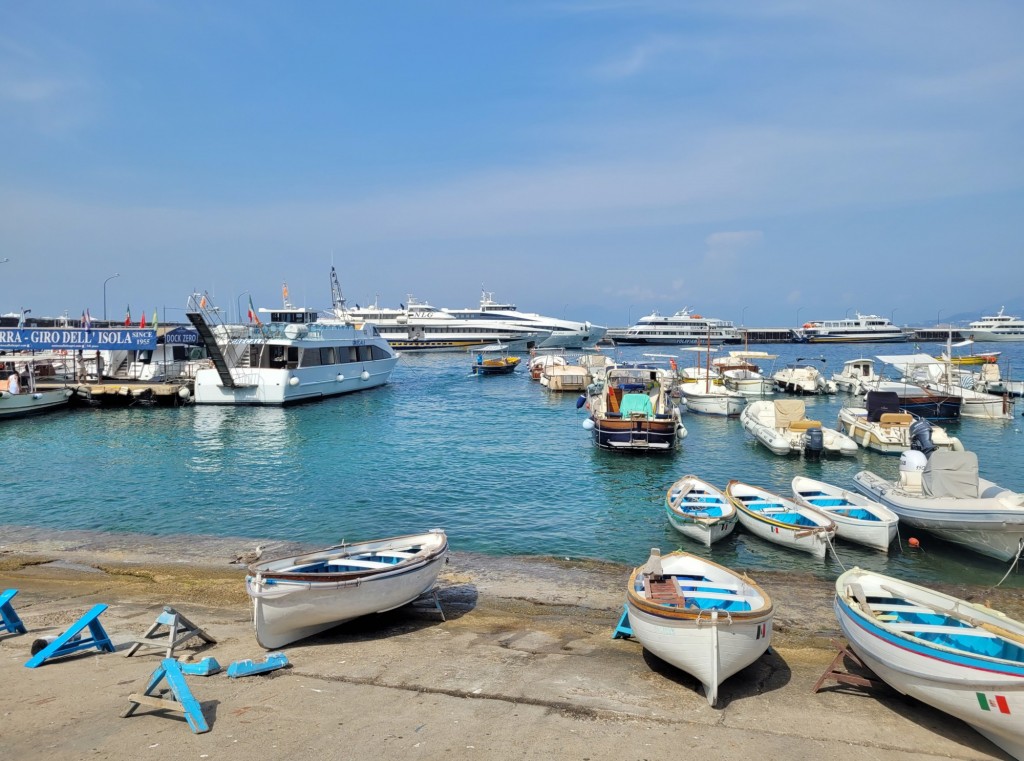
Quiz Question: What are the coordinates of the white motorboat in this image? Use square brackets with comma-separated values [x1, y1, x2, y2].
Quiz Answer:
[245, 530, 449, 649]
[878, 352, 1014, 420]
[831, 358, 880, 394]
[714, 351, 776, 396]
[680, 382, 746, 416]
[790, 476, 899, 552]
[192, 295, 399, 406]
[0, 376, 72, 420]
[965, 306, 1024, 342]
[740, 399, 858, 457]
[607, 308, 741, 346]
[772, 360, 836, 395]
[540, 357, 592, 392]
[725, 480, 836, 559]
[583, 365, 686, 452]
[854, 450, 1024, 563]
[794, 313, 910, 343]
[445, 291, 606, 349]
[624, 550, 773, 706]
[664, 475, 738, 546]
[837, 391, 963, 456]
[834, 567, 1024, 760]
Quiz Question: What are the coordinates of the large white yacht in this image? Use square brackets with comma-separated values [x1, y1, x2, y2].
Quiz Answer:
[793, 313, 909, 343]
[606, 308, 741, 345]
[965, 307, 1024, 342]
[344, 297, 549, 352]
[191, 297, 399, 406]
[442, 291, 606, 349]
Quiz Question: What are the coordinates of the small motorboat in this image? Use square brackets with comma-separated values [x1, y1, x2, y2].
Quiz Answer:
[790, 476, 899, 552]
[725, 480, 836, 558]
[740, 399, 858, 457]
[854, 450, 1024, 563]
[664, 475, 738, 547]
[835, 567, 1024, 760]
[0, 363, 73, 420]
[713, 351, 776, 397]
[624, 549, 774, 706]
[772, 359, 836, 395]
[831, 358, 880, 394]
[472, 344, 521, 375]
[837, 391, 963, 455]
[583, 365, 686, 452]
[245, 530, 449, 649]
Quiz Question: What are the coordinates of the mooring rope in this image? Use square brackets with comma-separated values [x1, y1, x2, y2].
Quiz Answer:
[987, 537, 1024, 591]
[825, 532, 847, 572]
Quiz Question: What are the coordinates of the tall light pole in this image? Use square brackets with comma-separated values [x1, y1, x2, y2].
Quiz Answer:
[741, 306, 749, 326]
[796, 307, 804, 326]
[103, 273, 120, 321]
[890, 308, 898, 325]
[236, 291, 251, 323]
[936, 309, 943, 327]
[627, 304, 634, 326]
[845, 307, 853, 319]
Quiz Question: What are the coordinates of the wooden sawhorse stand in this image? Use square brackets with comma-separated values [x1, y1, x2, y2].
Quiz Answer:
[812, 638, 886, 693]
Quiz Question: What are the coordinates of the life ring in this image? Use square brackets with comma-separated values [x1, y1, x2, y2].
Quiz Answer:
[58, 350, 68, 356]
[803, 323, 813, 329]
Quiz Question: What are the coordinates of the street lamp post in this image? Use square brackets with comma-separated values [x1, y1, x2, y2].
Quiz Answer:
[237, 291, 251, 324]
[741, 306, 749, 327]
[627, 304, 634, 326]
[796, 307, 804, 326]
[891, 308, 898, 325]
[103, 273, 120, 321]
[937, 309, 943, 327]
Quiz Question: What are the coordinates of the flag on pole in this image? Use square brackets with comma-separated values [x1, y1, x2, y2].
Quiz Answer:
[248, 295, 260, 325]
[84, 309, 92, 332]
[152, 308, 159, 331]
[282, 282, 289, 303]
[199, 294, 207, 309]
[139, 311, 147, 329]
[124, 305, 131, 326]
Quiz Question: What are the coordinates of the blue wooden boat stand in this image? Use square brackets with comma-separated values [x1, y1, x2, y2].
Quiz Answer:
[24, 604, 115, 668]
[226, 651, 289, 678]
[122, 658, 210, 733]
[125, 606, 216, 659]
[611, 606, 633, 639]
[0, 588, 27, 636]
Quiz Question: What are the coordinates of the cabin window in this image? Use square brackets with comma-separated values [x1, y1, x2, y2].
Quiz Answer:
[301, 348, 322, 367]
[348, 347, 359, 362]
[320, 347, 336, 365]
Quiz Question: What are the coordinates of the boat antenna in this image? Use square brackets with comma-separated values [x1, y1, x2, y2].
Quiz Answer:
[330, 266, 348, 317]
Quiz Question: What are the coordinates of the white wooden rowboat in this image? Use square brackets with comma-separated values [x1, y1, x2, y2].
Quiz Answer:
[835, 567, 1024, 760]
[625, 550, 773, 706]
[725, 480, 836, 559]
[791, 476, 898, 553]
[664, 475, 738, 547]
[245, 529, 448, 649]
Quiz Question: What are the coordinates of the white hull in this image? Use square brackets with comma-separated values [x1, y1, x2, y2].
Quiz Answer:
[835, 569, 1024, 760]
[665, 476, 738, 547]
[195, 358, 398, 405]
[247, 531, 448, 649]
[791, 476, 899, 552]
[968, 331, 1024, 342]
[854, 470, 1024, 562]
[726, 481, 836, 558]
[741, 400, 858, 456]
[625, 552, 773, 706]
[0, 388, 72, 419]
[680, 386, 746, 416]
[722, 372, 773, 396]
[836, 407, 962, 455]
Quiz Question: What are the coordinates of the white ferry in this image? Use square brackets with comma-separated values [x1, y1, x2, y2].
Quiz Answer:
[606, 308, 741, 346]
[965, 307, 1024, 342]
[793, 313, 909, 344]
[344, 297, 549, 352]
[192, 300, 398, 406]
[443, 291, 606, 349]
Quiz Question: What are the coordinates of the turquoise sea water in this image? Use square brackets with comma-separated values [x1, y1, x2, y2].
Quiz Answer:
[2, 341, 1022, 588]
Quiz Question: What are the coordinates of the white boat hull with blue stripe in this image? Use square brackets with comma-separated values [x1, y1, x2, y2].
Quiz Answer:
[725, 480, 836, 558]
[791, 476, 899, 553]
[665, 475, 738, 547]
[835, 568, 1024, 760]
[245, 530, 448, 649]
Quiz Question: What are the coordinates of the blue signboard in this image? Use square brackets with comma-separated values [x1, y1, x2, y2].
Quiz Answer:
[0, 328, 158, 351]
[163, 327, 201, 346]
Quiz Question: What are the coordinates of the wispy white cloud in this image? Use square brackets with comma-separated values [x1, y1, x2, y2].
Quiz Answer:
[592, 36, 681, 80]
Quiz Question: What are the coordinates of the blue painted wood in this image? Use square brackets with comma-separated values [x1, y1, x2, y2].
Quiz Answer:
[611, 606, 633, 639]
[160, 659, 210, 733]
[226, 651, 289, 677]
[23, 604, 115, 668]
[179, 657, 221, 676]
[0, 589, 27, 635]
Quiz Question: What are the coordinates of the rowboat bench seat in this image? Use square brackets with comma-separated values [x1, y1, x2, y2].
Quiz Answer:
[887, 623, 996, 638]
[326, 558, 395, 571]
[673, 578, 741, 592]
[868, 603, 935, 614]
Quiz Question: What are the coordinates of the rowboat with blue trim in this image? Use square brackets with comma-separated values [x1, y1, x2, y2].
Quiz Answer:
[625, 550, 773, 706]
[725, 480, 836, 558]
[791, 476, 898, 553]
[665, 475, 738, 547]
[245, 530, 449, 649]
[835, 567, 1024, 760]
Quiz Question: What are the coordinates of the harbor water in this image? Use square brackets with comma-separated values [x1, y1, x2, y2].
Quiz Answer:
[2, 341, 1023, 588]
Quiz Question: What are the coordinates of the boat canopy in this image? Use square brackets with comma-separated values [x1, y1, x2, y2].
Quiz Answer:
[865, 391, 901, 422]
[922, 450, 979, 499]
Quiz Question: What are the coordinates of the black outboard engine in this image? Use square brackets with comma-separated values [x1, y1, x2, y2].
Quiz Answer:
[910, 418, 936, 456]
[804, 427, 824, 461]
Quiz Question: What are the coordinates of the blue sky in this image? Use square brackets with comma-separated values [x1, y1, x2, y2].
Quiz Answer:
[1, 1, 1022, 328]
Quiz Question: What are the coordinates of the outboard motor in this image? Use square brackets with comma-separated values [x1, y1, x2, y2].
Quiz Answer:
[899, 449, 928, 492]
[909, 418, 936, 456]
[804, 427, 824, 461]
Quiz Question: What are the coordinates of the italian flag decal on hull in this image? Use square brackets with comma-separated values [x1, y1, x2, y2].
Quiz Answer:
[977, 693, 1011, 714]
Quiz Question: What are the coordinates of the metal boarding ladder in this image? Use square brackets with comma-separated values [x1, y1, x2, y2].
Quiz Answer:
[186, 312, 238, 388]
